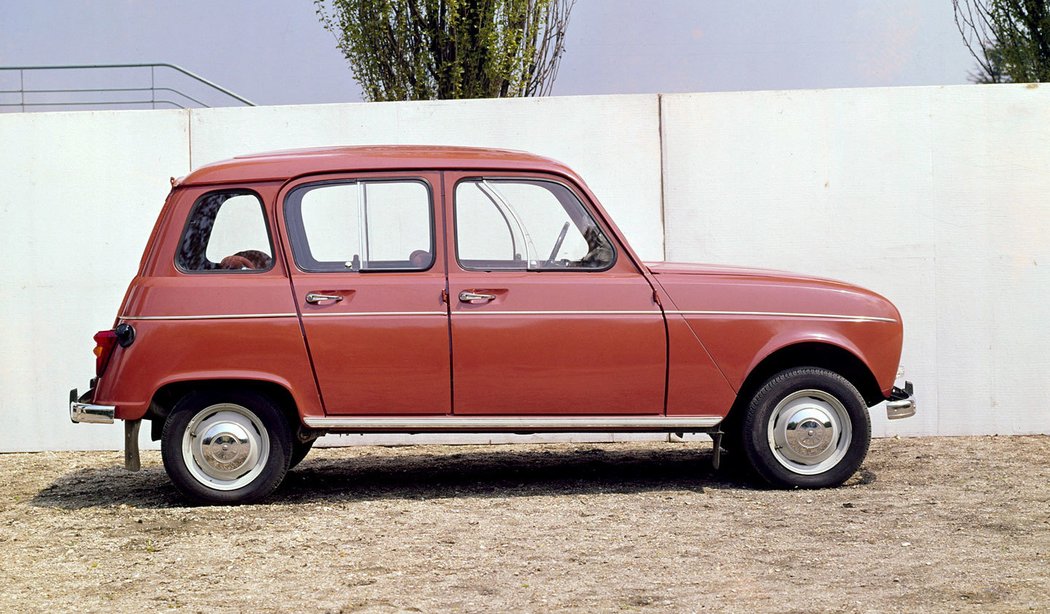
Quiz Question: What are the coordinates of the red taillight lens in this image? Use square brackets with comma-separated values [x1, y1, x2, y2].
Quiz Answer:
[93, 330, 118, 377]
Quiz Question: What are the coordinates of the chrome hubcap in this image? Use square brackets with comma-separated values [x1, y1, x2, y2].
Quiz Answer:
[201, 425, 252, 472]
[182, 404, 269, 491]
[768, 390, 852, 475]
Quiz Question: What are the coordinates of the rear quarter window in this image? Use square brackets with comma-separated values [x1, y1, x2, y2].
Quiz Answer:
[176, 190, 274, 273]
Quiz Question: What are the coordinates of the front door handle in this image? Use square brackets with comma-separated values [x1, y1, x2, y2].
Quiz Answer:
[306, 293, 344, 304]
[459, 290, 496, 304]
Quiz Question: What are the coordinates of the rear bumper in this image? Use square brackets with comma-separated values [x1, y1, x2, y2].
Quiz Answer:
[886, 381, 916, 420]
[69, 388, 115, 424]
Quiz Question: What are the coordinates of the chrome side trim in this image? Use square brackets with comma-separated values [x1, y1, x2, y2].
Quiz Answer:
[458, 310, 893, 322]
[303, 416, 722, 431]
[301, 311, 446, 318]
[453, 310, 659, 316]
[120, 313, 298, 321]
[119, 310, 894, 323]
[671, 310, 897, 323]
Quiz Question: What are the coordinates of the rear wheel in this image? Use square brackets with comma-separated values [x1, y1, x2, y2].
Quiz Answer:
[161, 390, 292, 504]
[740, 367, 871, 488]
[289, 437, 316, 470]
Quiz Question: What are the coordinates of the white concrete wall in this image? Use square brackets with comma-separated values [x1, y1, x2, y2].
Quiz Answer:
[662, 84, 1050, 437]
[1, 85, 1046, 452]
[0, 110, 190, 452]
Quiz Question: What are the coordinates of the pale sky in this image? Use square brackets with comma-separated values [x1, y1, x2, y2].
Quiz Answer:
[0, 1, 975, 109]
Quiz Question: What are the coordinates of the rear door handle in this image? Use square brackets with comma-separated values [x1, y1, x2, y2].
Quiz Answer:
[459, 290, 496, 304]
[306, 293, 344, 304]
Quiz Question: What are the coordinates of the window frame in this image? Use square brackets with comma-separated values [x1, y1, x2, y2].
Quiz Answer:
[174, 188, 275, 275]
[283, 177, 437, 274]
[452, 176, 618, 273]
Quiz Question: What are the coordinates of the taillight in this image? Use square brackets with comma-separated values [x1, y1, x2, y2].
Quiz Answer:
[93, 330, 118, 377]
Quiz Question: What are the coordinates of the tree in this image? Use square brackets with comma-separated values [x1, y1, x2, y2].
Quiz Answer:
[953, 0, 1050, 83]
[315, 0, 576, 101]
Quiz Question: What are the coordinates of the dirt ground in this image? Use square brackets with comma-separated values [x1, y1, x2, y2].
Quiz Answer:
[1, 436, 1047, 613]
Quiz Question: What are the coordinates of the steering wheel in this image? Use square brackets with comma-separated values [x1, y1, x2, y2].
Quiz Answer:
[545, 222, 570, 267]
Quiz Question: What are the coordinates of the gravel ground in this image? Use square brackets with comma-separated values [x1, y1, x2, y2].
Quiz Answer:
[1, 435, 1048, 613]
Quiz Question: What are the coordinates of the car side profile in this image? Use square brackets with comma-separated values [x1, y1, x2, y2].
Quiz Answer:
[69, 146, 915, 504]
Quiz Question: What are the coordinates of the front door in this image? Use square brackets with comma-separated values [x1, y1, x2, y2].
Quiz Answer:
[444, 173, 666, 415]
[280, 173, 450, 415]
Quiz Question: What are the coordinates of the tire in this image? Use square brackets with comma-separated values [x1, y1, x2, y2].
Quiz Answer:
[161, 389, 292, 505]
[289, 438, 316, 470]
[740, 367, 871, 488]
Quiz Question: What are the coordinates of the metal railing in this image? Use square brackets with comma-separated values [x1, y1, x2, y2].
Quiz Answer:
[0, 63, 255, 112]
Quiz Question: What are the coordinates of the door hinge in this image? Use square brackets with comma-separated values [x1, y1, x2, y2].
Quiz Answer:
[441, 288, 449, 304]
[652, 289, 663, 306]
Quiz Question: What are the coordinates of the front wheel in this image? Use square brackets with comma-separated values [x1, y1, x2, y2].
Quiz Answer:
[161, 390, 292, 504]
[740, 367, 871, 488]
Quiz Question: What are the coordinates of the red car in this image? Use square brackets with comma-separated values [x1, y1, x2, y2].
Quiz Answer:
[70, 146, 915, 504]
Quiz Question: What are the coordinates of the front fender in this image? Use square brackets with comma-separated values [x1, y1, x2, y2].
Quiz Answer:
[677, 315, 901, 396]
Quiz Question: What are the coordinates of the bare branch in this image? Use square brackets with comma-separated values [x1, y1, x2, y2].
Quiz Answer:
[953, 0, 1050, 84]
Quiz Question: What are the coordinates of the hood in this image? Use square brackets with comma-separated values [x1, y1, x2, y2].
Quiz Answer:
[645, 261, 853, 287]
[645, 260, 900, 325]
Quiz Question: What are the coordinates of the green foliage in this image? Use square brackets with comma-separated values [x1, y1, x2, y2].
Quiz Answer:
[954, 0, 1050, 83]
[315, 0, 574, 101]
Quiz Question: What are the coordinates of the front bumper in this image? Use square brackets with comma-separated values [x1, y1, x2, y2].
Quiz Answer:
[69, 388, 115, 424]
[886, 381, 916, 420]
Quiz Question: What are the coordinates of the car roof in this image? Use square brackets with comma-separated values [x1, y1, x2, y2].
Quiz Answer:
[179, 145, 579, 186]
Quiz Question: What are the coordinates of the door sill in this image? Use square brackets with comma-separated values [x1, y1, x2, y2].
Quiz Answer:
[302, 415, 722, 433]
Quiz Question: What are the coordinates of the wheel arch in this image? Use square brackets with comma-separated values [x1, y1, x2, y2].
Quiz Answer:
[722, 341, 883, 432]
[146, 378, 302, 442]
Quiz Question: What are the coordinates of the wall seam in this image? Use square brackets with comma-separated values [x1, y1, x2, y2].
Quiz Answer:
[186, 108, 193, 171]
[657, 93, 667, 262]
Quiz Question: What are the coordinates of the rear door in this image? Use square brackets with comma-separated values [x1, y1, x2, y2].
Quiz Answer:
[444, 172, 666, 415]
[280, 172, 450, 415]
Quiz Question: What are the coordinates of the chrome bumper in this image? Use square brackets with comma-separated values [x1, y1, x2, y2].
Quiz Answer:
[69, 388, 115, 424]
[886, 381, 916, 420]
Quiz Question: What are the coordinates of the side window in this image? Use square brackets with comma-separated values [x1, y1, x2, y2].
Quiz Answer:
[455, 179, 614, 271]
[177, 191, 273, 272]
[285, 180, 433, 272]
